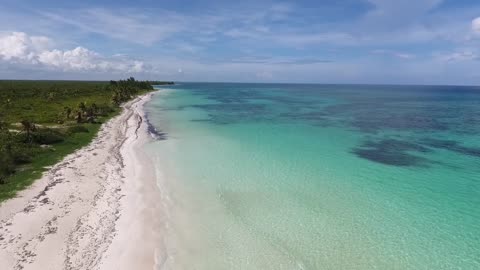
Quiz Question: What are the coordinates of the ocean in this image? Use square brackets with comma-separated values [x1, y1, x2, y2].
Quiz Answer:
[144, 83, 480, 269]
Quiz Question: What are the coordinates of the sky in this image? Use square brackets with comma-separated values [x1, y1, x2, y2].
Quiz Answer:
[1, 0, 480, 84]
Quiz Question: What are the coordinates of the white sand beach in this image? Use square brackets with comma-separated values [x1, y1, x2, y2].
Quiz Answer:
[0, 93, 164, 270]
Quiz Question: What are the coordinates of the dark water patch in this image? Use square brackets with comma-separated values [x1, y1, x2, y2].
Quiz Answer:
[164, 106, 188, 111]
[420, 139, 480, 158]
[278, 111, 329, 121]
[190, 103, 267, 113]
[259, 95, 322, 107]
[190, 119, 212, 122]
[188, 85, 323, 109]
[193, 117, 230, 125]
[277, 111, 335, 128]
[144, 113, 167, 140]
[147, 104, 188, 113]
[323, 101, 476, 134]
[204, 95, 251, 104]
[363, 139, 430, 153]
[148, 127, 168, 140]
[353, 148, 428, 167]
[188, 103, 270, 124]
[173, 83, 480, 135]
[352, 114, 449, 133]
[353, 139, 431, 167]
[323, 102, 452, 133]
[190, 87, 267, 104]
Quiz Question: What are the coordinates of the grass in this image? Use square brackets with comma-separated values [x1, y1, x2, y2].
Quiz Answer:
[0, 123, 102, 201]
[0, 80, 111, 123]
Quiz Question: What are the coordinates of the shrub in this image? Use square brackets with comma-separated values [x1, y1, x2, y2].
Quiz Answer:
[67, 125, 89, 134]
[32, 129, 65, 144]
[0, 155, 15, 184]
[12, 152, 33, 164]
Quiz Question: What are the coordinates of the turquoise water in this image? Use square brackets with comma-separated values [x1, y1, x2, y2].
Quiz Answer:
[145, 83, 480, 269]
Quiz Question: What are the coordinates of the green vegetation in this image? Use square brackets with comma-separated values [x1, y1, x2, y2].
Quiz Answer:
[0, 78, 173, 201]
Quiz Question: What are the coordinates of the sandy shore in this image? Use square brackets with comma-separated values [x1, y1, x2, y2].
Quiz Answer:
[0, 93, 165, 270]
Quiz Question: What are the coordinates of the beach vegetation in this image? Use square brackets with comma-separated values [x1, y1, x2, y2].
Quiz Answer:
[0, 78, 173, 201]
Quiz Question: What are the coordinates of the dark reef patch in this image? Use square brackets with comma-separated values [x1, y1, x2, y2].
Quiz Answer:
[279, 111, 329, 121]
[189, 103, 269, 124]
[420, 138, 480, 158]
[323, 102, 452, 133]
[353, 139, 431, 167]
[353, 137, 480, 167]
[352, 114, 448, 133]
[191, 103, 267, 113]
[362, 139, 430, 153]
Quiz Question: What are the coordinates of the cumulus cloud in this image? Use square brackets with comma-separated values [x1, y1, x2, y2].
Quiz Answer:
[0, 32, 51, 62]
[0, 32, 146, 73]
[472, 17, 480, 33]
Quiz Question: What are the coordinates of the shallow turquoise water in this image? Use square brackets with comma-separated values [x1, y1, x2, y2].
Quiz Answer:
[145, 83, 480, 269]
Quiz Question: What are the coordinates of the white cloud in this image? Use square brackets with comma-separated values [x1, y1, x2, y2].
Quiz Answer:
[0, 32, 51, 62]
[438, 50, 479, 62]
[219, 0, 473, 48]
[371, 49, 416, 59]
[40, 8, 191, 46]
[256, 70, 273, 80]
[175, 43, 203, 54]
[365, 0, 443, 27]
[472, 17, 480, 33]
[0, 32, 146, 73]
[2, 3, 480, 84]
[5, 3, 475, 51]
[395, 53, 415, 59]
[38, 47, 97, 70]
[273, 32, 357, 46]
[130, 61, 145, 73]
[267, 3, 293, 21]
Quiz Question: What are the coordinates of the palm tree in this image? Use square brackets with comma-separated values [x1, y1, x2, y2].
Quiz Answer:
[78, 102, 87, 115]
[75, 112, 83, 123]
[85, 106, 95, 123]
[91, 103, 98, 115]
[111, 92, 121, 106]
[0, 121, 8, 132]
[64, 106, 72, 119]
[20, 120, 36, 143]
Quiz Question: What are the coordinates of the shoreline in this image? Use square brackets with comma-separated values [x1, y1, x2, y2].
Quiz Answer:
[0, 93, 164, 269]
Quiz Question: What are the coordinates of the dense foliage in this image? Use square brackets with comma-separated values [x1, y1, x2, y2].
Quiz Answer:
[0, 78, 172, 200]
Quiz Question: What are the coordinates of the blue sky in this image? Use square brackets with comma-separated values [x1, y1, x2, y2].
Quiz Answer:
[1, 0, 480, 84]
